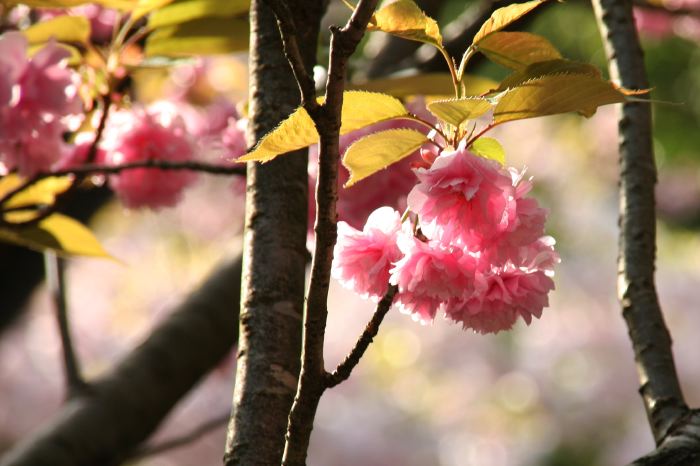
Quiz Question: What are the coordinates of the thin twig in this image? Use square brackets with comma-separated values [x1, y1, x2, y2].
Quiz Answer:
[130, 413, 230, 460]
[0, 161, 245, 228]
[44, 251, 87, 399]
[268, 0, 319, 110]
[325, 285, 397, 388]
[279, 1, 380, 464]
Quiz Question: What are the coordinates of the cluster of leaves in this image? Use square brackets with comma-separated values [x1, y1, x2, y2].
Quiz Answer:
[241, 0, 635, 183]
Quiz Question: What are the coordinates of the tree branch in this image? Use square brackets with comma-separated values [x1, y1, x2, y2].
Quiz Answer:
[591, 0, 688, 444]
[0, 255, 242, 466]
[129, 412, 230, 460]
[44, 251, 88, 399]
[223, 1, 325, 464]
[325, 285, 397, 388]
[281, 1, 380, 464]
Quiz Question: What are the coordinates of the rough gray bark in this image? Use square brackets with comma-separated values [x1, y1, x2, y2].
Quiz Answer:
[223, 2, 324, 465]
[592, 0, 688, 446]
[0, 256, 242, 466]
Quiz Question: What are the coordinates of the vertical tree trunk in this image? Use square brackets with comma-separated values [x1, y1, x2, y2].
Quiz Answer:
[223, 2, 325, 465]
[591, 0, 687, 444]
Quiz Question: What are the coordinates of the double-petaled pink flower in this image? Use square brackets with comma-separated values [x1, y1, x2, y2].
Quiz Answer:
[332, 138, 559, 334]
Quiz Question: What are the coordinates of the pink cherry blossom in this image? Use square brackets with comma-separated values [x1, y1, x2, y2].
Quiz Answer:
[390, 233, 476, 323]
[101, 103, 197, 209]
[408, 142, 517, 249]
[332, 207, 403, 301]
[445, 267, 555, 334]
[0, 33, 83, 176]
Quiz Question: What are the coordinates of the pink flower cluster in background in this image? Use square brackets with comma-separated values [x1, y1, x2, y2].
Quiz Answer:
[332, 141, 559, 334]
[0, 32, 83, 176]
[99, 103, 197, 209]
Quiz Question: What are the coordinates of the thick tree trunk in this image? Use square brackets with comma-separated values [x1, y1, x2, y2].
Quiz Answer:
[592, 0, 688, 445]
[223, 2, 324, 465]
[0, 256, 243, 466]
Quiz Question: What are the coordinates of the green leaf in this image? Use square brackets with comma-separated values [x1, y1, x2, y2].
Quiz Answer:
[427, 97, 492, 127]
[0, 214, 112, 258]
[22, 16, 90, 45]
[470, 137, 505, 165]
[351, 72, 496, 98]
[343, 129, 429, 186]
[368, 0, 442, 48]
[145, 17, 249, 56]
[472, 0, 549, 46]
[132, 0, 175, 20]
[148, 0, 250, 29]
[497, 59, 601, 91]
[238, 91, 409, 163]
[493, 73, 627, 124]
[475, 31, 561, 70]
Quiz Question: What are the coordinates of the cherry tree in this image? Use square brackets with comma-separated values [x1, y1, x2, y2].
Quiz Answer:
[0, 0, 698, 465]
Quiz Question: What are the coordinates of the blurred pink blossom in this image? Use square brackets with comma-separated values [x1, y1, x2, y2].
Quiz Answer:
[0, 32, 82, 176]
[100, 103, 197, 209]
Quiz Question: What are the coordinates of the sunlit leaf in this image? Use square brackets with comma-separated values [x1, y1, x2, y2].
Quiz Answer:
[475, 31, 561, 70]
[132, 0, 175, 20]
[22, 16, 90, 45]
[493, 73, 627, 124]
[0, 214, 112, 258]
[0, 175, 72, 212]
[497, 59, 601, 91]
[238, 91, 409, 163]
[148, 0, 249, 29]
[145, 17, 249, 56]
[470, 137, 505, 165]
[427, 97, 492, 127]
[343, 129, 429, 186]
[472, 0, 549, 46]
[368, 0, 442, 48]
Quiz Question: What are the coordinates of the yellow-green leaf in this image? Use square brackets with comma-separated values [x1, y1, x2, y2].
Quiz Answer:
[350, 72, 496, 99]
[343, 128, 429, 186]
[0, 175, 72, 212]
[368, 0, 442, 48]
[427, 97, 492, 127]
[472, 0, 549, 46]
[238, 91, 409, 163]
[145, 17, 249, 56]
[497, 59, 601, 91]
[148, 0, 249, 29]
[470, 137, 505, 165]
[132, 0, 175, 21]
[22, 16, 90, 45]
[339, 91, 409, 133]
[493, 73, 627, 124]
[0, 214, 111, 258]
[475, 31, 561, 70]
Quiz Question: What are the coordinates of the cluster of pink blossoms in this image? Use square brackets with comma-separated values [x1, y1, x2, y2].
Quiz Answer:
[332, 140, 559, 334]
[99, 102, 198, 209]
[0, 32, 83, 176]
